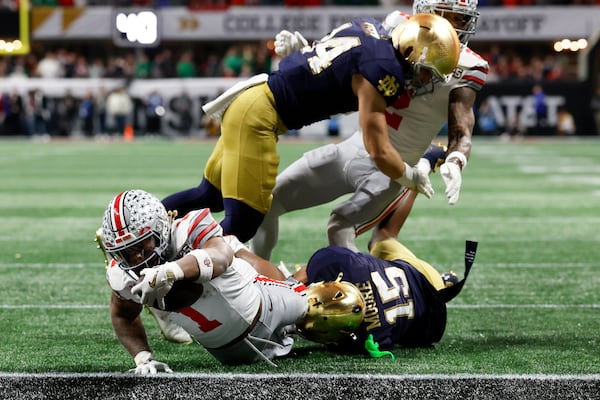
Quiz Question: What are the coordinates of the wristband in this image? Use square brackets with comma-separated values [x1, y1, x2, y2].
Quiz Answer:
[446, 151, 468, 170]
[134, 350, 152, 366]
[393, 162, 413, 186]
[188, 249, 214, 283]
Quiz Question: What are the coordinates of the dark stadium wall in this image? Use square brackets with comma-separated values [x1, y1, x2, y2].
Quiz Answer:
[473, 81, 595, 136]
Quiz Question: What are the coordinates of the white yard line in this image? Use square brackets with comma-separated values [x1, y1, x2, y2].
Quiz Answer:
[0, 372, 598, 380]
[1, 303, 598, 310]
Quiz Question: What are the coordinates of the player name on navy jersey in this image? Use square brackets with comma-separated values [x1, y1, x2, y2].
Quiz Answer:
[268, 17, 407, 131]
[306, 246, 447, 349]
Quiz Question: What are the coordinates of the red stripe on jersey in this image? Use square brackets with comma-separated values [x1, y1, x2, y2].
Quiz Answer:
[355, 188, 410, 236]
[292, 282, 307, 293]
[188, 209, 209, 236]
[189, 209, 217, 248]
[192, 221, 219, 248]
[255, 275, 307, 293]
[471, 65, 489, 74]
[464, 75, 486, 86]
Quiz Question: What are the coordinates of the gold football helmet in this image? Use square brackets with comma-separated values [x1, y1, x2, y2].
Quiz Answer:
[296, 280, 365, 345]
[392, 13, 460, 79]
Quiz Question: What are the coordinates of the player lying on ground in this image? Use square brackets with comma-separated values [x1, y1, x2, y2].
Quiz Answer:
[231, 192, 477, 355]
[99, 189, 365, 372]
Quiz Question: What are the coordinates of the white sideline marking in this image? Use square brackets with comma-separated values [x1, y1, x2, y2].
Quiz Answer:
[1, 304, 598, 310]
[0, 372, 598, 380]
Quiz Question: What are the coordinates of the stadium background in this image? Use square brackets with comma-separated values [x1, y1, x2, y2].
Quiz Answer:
[0, 1, 599, 138]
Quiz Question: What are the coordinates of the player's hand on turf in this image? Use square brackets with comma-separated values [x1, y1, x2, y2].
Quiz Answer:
[440, 151, 467, 206]
[130, 351, 173, 374]
[131, 262, 184, 310]
[395, 162, 434, 199]
[274, 30, 308, 57]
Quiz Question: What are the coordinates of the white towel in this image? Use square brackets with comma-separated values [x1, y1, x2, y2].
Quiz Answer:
[202, 73, 269, 121]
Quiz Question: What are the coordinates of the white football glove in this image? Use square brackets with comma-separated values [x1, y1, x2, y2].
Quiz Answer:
[274, 30, 308, 57]
[440, 151, 467, 206]
[394, 162, 434, 199]
[382, 10, 405, 31]
[131, 262, 184, 310]
[129, 351, 173, 375]
[416, 157, 432, 177]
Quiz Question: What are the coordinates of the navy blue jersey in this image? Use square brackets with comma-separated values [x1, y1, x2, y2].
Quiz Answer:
[306, 246, 447, 349]
[268, 18, 406, 130]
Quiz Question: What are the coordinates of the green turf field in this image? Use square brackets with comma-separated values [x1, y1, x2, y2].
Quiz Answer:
[0, 136, 598, 376]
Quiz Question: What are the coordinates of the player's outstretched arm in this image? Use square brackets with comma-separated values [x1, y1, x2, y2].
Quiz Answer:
[110, 292, 172, 374]
[354, 75, 433, 198]
[441, 87, 476, 205]
[131, 236, 233, 310]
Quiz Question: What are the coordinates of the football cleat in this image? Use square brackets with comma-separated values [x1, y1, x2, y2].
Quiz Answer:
[296, 280, 365, 345]
[441, 271, 459, 288]
[422, 142, 448, 172]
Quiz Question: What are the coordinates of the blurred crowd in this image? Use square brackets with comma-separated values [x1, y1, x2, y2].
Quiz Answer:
[0, 0, 596, 138]
[0, 40, 579, 81]
[0, 42, 276, 80]
[475, 44, 576, 83]
[22, 0, 600, 7]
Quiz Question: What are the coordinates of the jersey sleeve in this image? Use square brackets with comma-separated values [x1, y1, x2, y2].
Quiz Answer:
[173, 208, 223, 250]
[358, 40, 406, 106]
[455, 47, 489, 92]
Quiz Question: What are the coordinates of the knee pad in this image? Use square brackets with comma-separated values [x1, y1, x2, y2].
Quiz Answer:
[221, 198, 265, 243]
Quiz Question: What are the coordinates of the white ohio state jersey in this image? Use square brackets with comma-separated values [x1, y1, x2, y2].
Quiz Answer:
[106, 208, 262, 348]
[384, 47, 488, 165]
[382, 12, 489, 165]
[168, 257, 261, 348]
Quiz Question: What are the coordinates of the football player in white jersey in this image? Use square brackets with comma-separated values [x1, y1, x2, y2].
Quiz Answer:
[251, 0, 488, 259]
[100, 189, 310, 372]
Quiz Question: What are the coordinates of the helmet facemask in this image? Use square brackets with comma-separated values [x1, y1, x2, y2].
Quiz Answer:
[406, 57, 444, 97]
[107, 233, 165, 278]
[102, 189, 171, 278]
[413, 0, 480, 46]
[392, 13, 460, 96]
